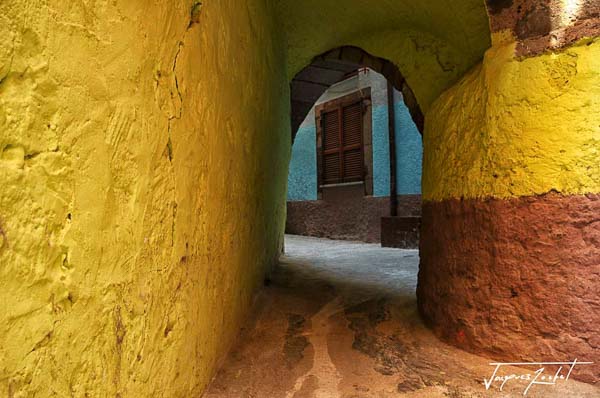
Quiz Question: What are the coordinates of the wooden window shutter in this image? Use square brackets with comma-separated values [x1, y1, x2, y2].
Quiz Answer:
[319, 97, 365, 186]
[322, 109, 341, 184]
[341, 102, 363, 182]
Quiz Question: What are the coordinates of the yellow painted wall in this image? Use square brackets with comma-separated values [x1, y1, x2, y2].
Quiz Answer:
[0, 0, 289, 396]
[423, 37, 600, 201]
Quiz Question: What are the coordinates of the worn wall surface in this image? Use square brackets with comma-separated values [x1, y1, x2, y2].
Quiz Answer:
[394, 96, 423, 195]
[287, 121, 317, 202]
[418, 33, 600, 382]
[422, 39, 600, 200]
[287, 194, 422, 244]
[275, 0, 491, 111]
[0, 0, 289, 396]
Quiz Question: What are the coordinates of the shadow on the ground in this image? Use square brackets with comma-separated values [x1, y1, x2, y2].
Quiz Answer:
[205, 236, 599, 398]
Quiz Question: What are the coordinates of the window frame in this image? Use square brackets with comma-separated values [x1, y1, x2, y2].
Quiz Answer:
[315, 88, 373, 198]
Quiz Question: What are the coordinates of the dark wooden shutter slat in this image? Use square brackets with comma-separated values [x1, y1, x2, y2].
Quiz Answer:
[320, 98, 365, 186]
[341, 102, 363, 182]
[342, 103, 362, 148]
[323, 110, 340, 151]
[322, 110, 341, 184]
[343, 149, 362, 181]
[323, 153, 340, 184]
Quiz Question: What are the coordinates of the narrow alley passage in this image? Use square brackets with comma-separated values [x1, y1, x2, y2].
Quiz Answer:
[205, 236, 599, 398]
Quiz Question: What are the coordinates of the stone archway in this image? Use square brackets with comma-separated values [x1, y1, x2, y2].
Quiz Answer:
[290, 46, 424, 139]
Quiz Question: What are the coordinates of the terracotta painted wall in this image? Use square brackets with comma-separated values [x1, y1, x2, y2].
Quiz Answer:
[0, 1, 289, 396]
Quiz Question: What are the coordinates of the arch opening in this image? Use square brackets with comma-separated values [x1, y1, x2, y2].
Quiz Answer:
[291, 46, 425, 140]
[286, 47, 423, 247]
[279, 1, 600, 385]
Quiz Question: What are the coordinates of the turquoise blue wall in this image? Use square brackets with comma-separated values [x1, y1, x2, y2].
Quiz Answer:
[287, 80, 422, 201]
[288, 123, 318, 201]
[395, 97, 422, 194]
[371, 105, 391, 197]
[361, 97, 422, 197]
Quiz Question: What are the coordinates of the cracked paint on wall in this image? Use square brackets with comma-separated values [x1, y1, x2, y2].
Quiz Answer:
[423, 38, 600, 201]
[0, 1, 289, 396]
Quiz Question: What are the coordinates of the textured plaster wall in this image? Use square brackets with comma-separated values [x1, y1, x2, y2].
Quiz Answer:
[0, 1, 289, 396]
[288, 120, 317, 201]
[394, 95, 423, 195]
[369, 72, 391, 198]
[275, 0, 491, 111]
[371, 105, 392, 197]
[423, 37, 600, 201]
[418, 34, 600, 381]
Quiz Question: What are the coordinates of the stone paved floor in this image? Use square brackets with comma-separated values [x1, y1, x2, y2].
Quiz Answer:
[205, 235, 599, 398]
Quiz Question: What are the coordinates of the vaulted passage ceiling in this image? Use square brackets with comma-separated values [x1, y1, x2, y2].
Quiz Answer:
[275, 0, 492, 112]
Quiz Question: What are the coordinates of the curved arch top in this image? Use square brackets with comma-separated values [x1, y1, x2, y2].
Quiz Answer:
[276, 0, 492, 111]
[290, 46, 424, 138]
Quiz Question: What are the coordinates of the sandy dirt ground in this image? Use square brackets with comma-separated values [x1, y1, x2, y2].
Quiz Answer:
[205, 235, 599, 398]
